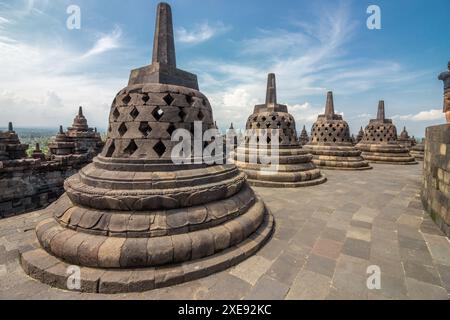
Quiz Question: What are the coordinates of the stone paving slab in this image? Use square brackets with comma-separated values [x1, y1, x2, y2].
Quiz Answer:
[0, 164, 449, 300]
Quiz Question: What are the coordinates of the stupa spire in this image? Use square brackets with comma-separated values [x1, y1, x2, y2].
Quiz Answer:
[128, 2, 198, 89]
[8, 122, 13, 132]
[59, 125, 64, 134]
[265, 73, 277, 108]
[377, 100, 386, 121]
[325, 91, 335, 117]
[152, 2, 176, 67]
[78, 106, 83, 117]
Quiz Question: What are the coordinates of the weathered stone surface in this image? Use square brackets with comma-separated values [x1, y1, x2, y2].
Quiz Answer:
[356, 101, 417, 165]
[235, 74, 326, 188]
[303, 92, 371, 170]
[0, 109, 103, 219]
[422, 126, 450, 237]
[20, 1, 273, 294]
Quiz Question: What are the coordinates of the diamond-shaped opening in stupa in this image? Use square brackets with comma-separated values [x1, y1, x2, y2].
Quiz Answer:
[197, 110, 205, 121]
[113, 108, 120, 120]
[105, 141, 115, 158]
[167, 123, 176, 136]
[118, 123, 128, 137]
[122, 94, 132, 105]
[152, 107, 164, 121]
[130, 107, 140, 120]
[179, 108, 187, 121]
[153, 140, 166, 157]
[163, 94, 174, 106]
[124, 139, 138, 156]
[139, 122, 152, 137]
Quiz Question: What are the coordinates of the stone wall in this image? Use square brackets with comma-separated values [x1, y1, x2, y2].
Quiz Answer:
[0, 156, 88, 218]
[421, 124, 450, 237]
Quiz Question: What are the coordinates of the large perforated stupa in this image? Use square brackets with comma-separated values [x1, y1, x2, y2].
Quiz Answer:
[356, 101, 417, 165]
[303, 92, 371, 170]
[234, 73, 326, 187]
[21, 2, 273, 294]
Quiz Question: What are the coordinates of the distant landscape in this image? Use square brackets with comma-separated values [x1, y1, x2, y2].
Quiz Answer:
[0, 127, 106, 156]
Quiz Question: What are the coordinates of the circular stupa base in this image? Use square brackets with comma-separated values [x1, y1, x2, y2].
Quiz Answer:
[410, 151, 424, 161]
[303, 145, 372, 171]
[247, 175, 327, 188]
[365, 157, 418, 166]
[20, 207, 274, 294]
[233, 146, 327, 188]
[311, 163, 372, 171]
[357, 143, 418, 165]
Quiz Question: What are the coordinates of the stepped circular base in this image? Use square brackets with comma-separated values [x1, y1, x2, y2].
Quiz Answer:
[20, 211, 274, 294]
[357, 143, 418, 165]
[410, 151, 424, 161]
[312, 164, 372, 171]
[361, 153, 418, 165]
[303, 145, 371, 171]
[233, 146, 327, 188]
[247, 175, 327, 188]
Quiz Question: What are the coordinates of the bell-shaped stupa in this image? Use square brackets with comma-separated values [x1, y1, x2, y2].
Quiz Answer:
[48, 125, 75, 156]
[21, 2, 273, 294]
[356, 101, 417, 165]
[356, 127, 364, 144]
[0, 122, 28, 160]
[31, 143, 46, 161]
[303, 92, 371, 170]
[397, 126, 414, 149]
[234, 73, 326, 187]
[299, 125, 309, 146]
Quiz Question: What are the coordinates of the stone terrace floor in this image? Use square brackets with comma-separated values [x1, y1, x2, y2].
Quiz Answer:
[0, 164, 450, 300]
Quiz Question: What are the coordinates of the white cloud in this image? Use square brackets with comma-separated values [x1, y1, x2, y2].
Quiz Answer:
[0, 24, 125, 128]
[393, 109, 442, 121]
[81, 26, 122, 59]
[176, 22, 230, 45]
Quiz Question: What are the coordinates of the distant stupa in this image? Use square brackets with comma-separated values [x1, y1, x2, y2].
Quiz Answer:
[356, 101, 417, 165]
[234, 73, 326, 187]
[303, 92, 371, 170]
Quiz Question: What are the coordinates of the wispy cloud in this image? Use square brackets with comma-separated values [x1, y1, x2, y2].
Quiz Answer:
[393, 109, 442, 121]
[81, 26, 122, 59]
[176, 21, 230, 45]
[0, 22, 124, 128]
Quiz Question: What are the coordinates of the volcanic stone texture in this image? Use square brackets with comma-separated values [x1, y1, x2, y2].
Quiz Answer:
[21, 2, 273, 293]
[234, 73, 326, 188]
[357, 101, 417, 165]
[421, 124, 450, 237]
[303, 92, 371, 171]
[0, 116, 100, 218]
[411, 140, 425, 161]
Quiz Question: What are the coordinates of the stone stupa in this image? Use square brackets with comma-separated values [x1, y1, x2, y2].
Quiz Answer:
[299, 125, 309, 146]
[303, 92, 371, 170]
[356, 101, 417, 165]
[410, 138, 425, 161]
[66, 106, 104, 156]
[21, 2, 273, 294]
[234, 73, 326, 187]
[48, 125, 75, 156]
[356, 127, 364, 144]
[0, 122, 28, 160]
[31, 143, 46, 161]
[397, 126, 414, 149]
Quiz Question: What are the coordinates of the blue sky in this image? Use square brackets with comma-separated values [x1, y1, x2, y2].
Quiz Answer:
[0, 0, 449, 137]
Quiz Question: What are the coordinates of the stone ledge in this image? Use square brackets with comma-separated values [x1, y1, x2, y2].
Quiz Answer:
[247, 175, 327, 188]
[20, 211, 274, 294]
